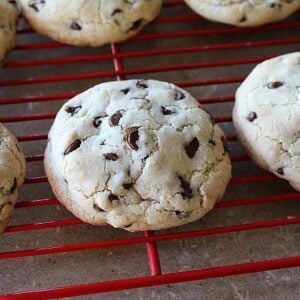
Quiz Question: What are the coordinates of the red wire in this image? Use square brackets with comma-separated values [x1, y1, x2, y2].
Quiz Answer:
[1, 2, 299, 297]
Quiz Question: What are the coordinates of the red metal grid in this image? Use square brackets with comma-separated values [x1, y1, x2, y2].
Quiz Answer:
[1, 0, 300, 298]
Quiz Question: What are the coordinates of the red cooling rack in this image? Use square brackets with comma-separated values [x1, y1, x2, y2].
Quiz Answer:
[1, 0, 300, 298]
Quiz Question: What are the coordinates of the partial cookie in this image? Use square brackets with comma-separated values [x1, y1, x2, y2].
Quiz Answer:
[0, 123, 26, 233]
[184, 0, 300, 27]
[0, 0, 18, 63]
[233, 52, 300, 190]
[44, 79, 232, 232]
[19, 0, 162, 46]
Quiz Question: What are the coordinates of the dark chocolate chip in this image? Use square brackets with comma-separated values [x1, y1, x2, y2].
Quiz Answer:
[93, 116, 103, 128]
[267, 81, 284, 89]
[142, 155, 149, 163]
[221, 136, 230, 153]
[124, 127, 140, 151]
[108, 194, 119, 201]
[103, 153, 118, 161]
[178, 176, 193, 200]
[174, 90, 185, 100]
[270, 2, 282, 8]
[185, 137, 199, 158]
[161, 106, 173, 115]
[109, 110, 124, 126]
[100, 140, 106, 146]
[111, 8, 122, 16]
[128, 19, 143, 31]
[123, 183, 132, 190]
[93, 203, 105, 212]
[64, 139, 81, 155]
[277, 168, 284, 175]
[28, 0, 45, 12]
[175, 210, 189, 218]
[136, 80, 148, 89]
[209, 139, 216, 146]
[121, 88, 130, 94]
[246, 111, 257, 122]
[239, 15, 247, 23]
[8, 0, 18, 8]
[65, 106, 81, 116]
[70, 20, 82, 31]
[10, 177, 17, 194]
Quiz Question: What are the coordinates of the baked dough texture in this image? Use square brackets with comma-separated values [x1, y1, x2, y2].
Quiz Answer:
[19, 0, 162, 46]
[233, 52, 300, 190]
[184, 0, 300, 27]
[45, 80, 232, 231]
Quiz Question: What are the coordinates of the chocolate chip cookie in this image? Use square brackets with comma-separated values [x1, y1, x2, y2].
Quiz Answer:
[0, 123, 26, 233]
[184, 0, 300, 27]
[0, 0, 18, 63]
[233, 52, 300, 190]
[19, 0, 162, 46]
[44, 79, 232, 231]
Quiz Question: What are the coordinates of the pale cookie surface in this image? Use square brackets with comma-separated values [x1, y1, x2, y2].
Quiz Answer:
[0, 0, 18, 63]
[233, 52, 300, 190]
[0, 123, 26, 233]
[19, 0, 162, 46]
[184, 0, 300, 27]
[44, 80, 232, 231]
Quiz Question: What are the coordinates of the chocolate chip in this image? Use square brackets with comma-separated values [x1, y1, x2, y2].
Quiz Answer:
[221, 136, 230, 153]
[175, 210, 189, 218]
[174, 90, 185, 100]
[8, 0, 18, 7]
[123, 183, 132, 190]
[277, 168, 284, 175]
[109, 110, 124, 126]
[124, 127, 140, 151]
[100, 140, 106, 146]
[185, 137, 199, 158]
[267, 81, 284, 89]
[10, 177, 17, 194]
[239, 15, 247, 23]
[142, 155, 149, 163]
[28, 0, 45, 12]
[108, 194, 119, 201]
[161, 106, 173, 115]
[128, 19, 143, 31]
[64, 139, 81, 155]
[121, 88, 130, 94]
[136, 80, 148, 89]
[65, 106, 81, 116]
[111, 8, 122, 16]
[93, 116, 103, 128]
[103, 153, 118, 161]
[178, 176, 193, 200]
[246, 112, 257, 122]
[70, 20, 82, 31]
[209, 139, 216, 146]
[93, 203, 105, 212]
[270, 3, 282, 8]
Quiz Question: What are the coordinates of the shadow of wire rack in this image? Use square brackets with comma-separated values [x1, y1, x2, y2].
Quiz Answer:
[1, 0, 300, 299]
